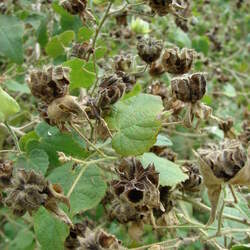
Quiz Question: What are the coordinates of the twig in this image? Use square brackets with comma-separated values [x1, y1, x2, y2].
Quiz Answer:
[4, 122, 21, 153]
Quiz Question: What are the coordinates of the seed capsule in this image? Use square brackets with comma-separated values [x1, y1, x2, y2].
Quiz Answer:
[171, 72, 206, 103]
[161, 47, 194, 74]
[0, 160, 13, 189]
[137, 37, 163, 64]
[28, 66, 70, 104]
[60, 0, 87, 15]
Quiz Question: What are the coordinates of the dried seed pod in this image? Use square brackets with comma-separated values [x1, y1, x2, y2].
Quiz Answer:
[148, 0, 185, 16]
[113, 53, 132, 72]
[150, 146, 177, 162]
[78, 227, 125, 250]
[137, 37, 163, 64]
[71, 42, 93, 60]
[0, 160, 13, 189]
[115, 11, 128, 26]
[149, 61, 165, 77]
[60, 0, 87, 15]
[171, 72, 206, 103]
[28, 65, 70, 104]
[5, 169, 48, 216]
[147, 81, 168, 100]
[197, 139, 247, 182]
[116, 71, 136, 92]
[111, 158, 161, 210]
[179, 162, 202, 192]
[5, 169, 72, 225]
[96, 74, 126, 110]
[161, 47, 194, 74]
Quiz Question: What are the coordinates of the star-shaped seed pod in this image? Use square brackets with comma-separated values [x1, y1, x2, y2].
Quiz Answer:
[28, 65, 70, 105]
[111, 158, 161, 209]
[137, 37, 163, 64]
[171, 72, 206, 103]
[5, 169, 72, 226]
[71, 42, 93, 60]
[147, 81, 168, 100]
[149, 60, 165, 77]
[194, 139, 250, 225]
[95, 74, 126, 110]
[0, 160, 13, 190]
[161, 47, 195, 74]
[113, 53, 132, 72]
[148, 0, 185, 17]
[60, 0, 87, 15]
[150, 146, 177, 162]
[179, 162, 203, 192]
[116, 71, 136, 93]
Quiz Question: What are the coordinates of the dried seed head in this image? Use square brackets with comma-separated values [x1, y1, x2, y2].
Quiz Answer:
[5, 169, 48, 216]
[147, 81, 168, 100]
[149, 61, 165, 77]
[111, 158, 160, 210]
[115, 11, 128, 26]
[78, 227, 125, 250]
[28, 66, 70, 104]
[96, 74, 126, 110]
[116, 71, 136, 93]
[71, 42, 93, 60]
[150, 146, 177, 162]
[179, 162, 202, 192]
[60, 0, 87, 15]
[113, 53, 132, 72]
[197, 139, 247, 181]
[0, 160, 13, 189]
[218, 118, 234, 133]
[148, 0, 185, 16]
[171, 72, 206, 103]
[137, 37, 163, 64]
[161, 47, 195, 74]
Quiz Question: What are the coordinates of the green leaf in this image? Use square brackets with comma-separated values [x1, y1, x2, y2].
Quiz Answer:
[106, 94, 163, 156]
[154, 134, 173, 147]
[0, 87, 20, 122]
[231, 244, 250, 250]
[45, 36, 64, 58]
[0, 15, 24, 64]
[78, 26, 94, 41]
[63, 58, 96, 89]
[8, 228, 34, 250]
[19, 130, 39, 151]
[223, 84, 237, 97]
[122, 83, 142, 100]
[27, 122, 88, 166]
[48, 163, 107, 214]
[139, 152, 188, 186]
[169, 28, 191, 48]
[192, 36, 210, 56]
[34, 207, 69, 250]
[14, 149, 49, 175]
[37, 18, 48, 48]
[4, 79, 30, 94]
[59, 30, 75, 46]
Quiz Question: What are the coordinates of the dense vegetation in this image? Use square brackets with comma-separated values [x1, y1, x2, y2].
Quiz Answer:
[0, 0, 249, 249]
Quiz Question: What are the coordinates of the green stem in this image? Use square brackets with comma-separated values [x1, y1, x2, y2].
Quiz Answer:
[5, 122, 21, 153]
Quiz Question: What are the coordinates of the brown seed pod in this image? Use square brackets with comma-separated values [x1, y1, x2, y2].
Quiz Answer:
[71, 42, 93, 60]
[179, 162, 202, 192]
[137, 37, 163, 64]
[239, 120, 250, 147]
[149, 60, 165, 77]
[28, 65, 70, 104]
[60, 0, 87, 15]
[0, 160, 13, 190]
[111, 158, 161, 210]
[5, 169, 48, 216]
[147, 81, 168, 100]
[197, 139, 247, 182]
[96, 74, 126, 110]
[113, 53, 132, 72]
[150, 146, 177, 162]
[161, 47, 195, 74]
[116, 71, 136, 93]
[115, 11, 128, 26]
[171, 72, 206, 103]
[148, 0, 185, 16]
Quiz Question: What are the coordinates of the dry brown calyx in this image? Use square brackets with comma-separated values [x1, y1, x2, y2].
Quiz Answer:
[0, 160, 13, 190]
[195, 139, 250, 225]
[71, 42, 93, 61]
[137, 37, 163, 64]
[28, 65, 70, 104]
[113, 53, 132, 72]
[147, 81, 168, 100]
[150, 146, 177, 162]
[179, 162, 203, 192]
[60, 0, 87, 15]
[5, 169, 72, 226]
[149, 60, 165, 77]
[161, 47, 195, 74]
[238, 120, 250, 147]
